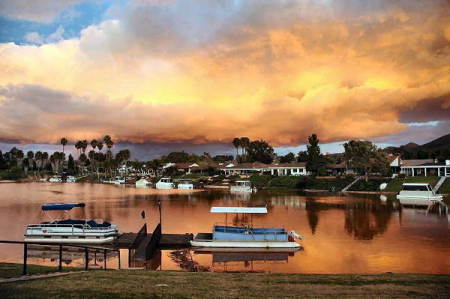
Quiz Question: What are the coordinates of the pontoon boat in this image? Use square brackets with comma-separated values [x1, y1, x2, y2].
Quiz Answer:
[396, 183, 443, 206]
[24, 203, 118, 244]
[230, 180, 256, 193]
[191, 207, 302, 249]
[178, 179, 194, 190]
[156, 177, 174, 189]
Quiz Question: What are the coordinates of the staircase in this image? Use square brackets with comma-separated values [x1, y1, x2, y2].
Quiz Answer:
[433, 177, 446, 193]
[342, 176, 361, 192]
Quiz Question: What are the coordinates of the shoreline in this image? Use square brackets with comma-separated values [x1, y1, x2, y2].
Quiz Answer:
[0, 265, 449, 298]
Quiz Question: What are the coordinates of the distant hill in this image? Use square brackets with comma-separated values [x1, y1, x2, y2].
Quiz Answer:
[384, 134, 450, 160]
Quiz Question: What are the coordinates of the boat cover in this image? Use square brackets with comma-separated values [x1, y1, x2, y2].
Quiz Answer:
[41, 203, 85, 211]
[210, 207, 267, 214]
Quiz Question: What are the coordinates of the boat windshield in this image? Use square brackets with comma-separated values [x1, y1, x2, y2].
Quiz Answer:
[401, 185, 430, 191]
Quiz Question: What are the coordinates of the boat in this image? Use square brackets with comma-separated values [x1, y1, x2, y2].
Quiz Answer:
[48, 176, 62, 183]
[190, 207, 302, 249]
[24, 203, 118, 244]
[136, 178, 151, 187]
[113, 176, 125, 184]
[230, 180, 256, 193]
[396, 183, 443, 206]
[66, 176, 76, 183]
[178, 179, 194, 190]
[155, 177, 174, 189]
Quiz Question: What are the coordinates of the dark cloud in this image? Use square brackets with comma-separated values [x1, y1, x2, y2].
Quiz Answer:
[399, 94, 450, 123]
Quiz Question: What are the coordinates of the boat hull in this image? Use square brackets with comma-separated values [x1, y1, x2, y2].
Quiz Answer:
[190, 240, 301, 248]
[24, 236, 116, 244]
[396, 195, 443, 206]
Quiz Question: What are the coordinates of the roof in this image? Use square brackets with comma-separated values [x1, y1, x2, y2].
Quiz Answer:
[210, 207, 267, 214]
[400, 159, 434, 167]
[268, 163, 306, 168]
[42, 203, 85, 211]
[402, 183, 430, 186]
[220, 162, 268, 170]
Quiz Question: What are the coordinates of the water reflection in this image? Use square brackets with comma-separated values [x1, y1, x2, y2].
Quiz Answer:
[0, 183, 449, 273]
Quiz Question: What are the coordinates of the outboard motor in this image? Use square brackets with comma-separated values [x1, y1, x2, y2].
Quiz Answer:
[288, 231, 303, 241]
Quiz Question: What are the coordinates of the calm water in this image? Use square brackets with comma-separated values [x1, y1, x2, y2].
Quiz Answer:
[0, 182, 449, 273]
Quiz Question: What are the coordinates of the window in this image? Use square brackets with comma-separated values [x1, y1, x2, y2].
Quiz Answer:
[402, 185, 429, 191]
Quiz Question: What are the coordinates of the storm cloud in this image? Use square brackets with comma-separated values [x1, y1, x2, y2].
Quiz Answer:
[0, 0, 449, 146]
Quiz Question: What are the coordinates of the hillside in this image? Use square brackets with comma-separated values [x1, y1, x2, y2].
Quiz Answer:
[384, 134, 450, 159]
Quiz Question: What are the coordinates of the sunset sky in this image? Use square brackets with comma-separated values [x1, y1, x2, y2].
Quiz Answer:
[0, 0, 449, 157]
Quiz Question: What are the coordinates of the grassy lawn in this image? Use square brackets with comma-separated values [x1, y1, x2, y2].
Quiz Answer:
[0, 263, 82, 279]
[385, 176, 440, 192]
[0, 270, 449, 298]
[438, 178, 450, 194]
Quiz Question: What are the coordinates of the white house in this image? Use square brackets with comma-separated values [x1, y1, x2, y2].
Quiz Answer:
[268, 163, 308, 176]
[400, 159, 450, 177]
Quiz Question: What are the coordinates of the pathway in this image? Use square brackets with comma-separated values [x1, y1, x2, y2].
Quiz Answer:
[433, 177, 446, 193]
[342, 176, 361, 192]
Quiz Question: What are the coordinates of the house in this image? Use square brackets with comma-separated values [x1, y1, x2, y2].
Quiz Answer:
[400, 159, 450, 177]
[220, 163, 269, 176]
[388, 154, 401, 173]
[268, 163, 308, 176]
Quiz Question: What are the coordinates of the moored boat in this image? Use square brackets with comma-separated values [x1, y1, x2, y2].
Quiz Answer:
[24, 203, 118, 244]
[396, 183, 443, 206]
[136, 178, 151, 187]
[48, 176, 62, 183]
[191, 207, 302, 249]
[230, 180, 256, 193]
[156, 177, 174, 189]
[178, 179, 194, 190]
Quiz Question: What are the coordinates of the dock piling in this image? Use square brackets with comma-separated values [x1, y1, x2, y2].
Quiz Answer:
[58, 245, 63, 272]
[22, 243, 28, 276]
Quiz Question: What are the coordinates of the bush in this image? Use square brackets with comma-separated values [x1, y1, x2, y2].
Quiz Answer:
[250, 175, 272, 189]
[0, 167, 25, 180]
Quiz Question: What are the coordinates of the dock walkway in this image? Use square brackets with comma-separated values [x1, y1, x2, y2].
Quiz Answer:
[115, 233, 193, 249]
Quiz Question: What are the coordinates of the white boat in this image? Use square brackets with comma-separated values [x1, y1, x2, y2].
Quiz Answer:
[155, 177, 174, 189]
[396, 183, 443, 206]
[114, 176, 125, 184]
[48, 176, 62, 183]
[66, 176, 76, 183]
[24, 203, 118, 244]
[178, 179, 194, 190]
[190, 207, 302, 249]
[230, 180, 256, 193]
[136, 178, 151, 187]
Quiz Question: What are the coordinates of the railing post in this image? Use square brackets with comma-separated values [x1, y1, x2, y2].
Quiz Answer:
[84, 247, 89, 270]
[118, 250, 121, 269]
[103, 249, 107, 270]
[23, 243, 28, 276]
[58, 244, 63, 272]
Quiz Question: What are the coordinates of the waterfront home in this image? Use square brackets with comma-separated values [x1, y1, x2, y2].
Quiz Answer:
[326, 162, 356, 176]
[268, 163, 308, 176]
[400, 159, 450, 177]
[220, 162, 269, 176]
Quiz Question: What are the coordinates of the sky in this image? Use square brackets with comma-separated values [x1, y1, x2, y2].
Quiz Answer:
[0, 0, 449, 158]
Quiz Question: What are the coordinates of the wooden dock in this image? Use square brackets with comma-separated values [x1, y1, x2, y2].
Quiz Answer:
[115, 232, 193, 249]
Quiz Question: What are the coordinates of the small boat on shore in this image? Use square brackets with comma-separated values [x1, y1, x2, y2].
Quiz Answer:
[178, 179, 194, 190]
[396, 183, 443, 206]
[48, 176, 62, 183]
[230, 180, 256, 193]
[191, 207, 302, 249]
[114, 176, 125, 184]
[66, 176, 76, 183]
[156, 177, 175, 189]
[136, 178, 151, 187]
[24, 203, 118, 244]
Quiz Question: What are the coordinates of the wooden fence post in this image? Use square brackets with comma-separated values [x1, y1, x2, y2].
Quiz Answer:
[103, 249, 107, 270]
[118, 250, 121, 269]
[84, 247, 89, 270]
[23, 243, 28, 276]
[58, 245, 63, 272]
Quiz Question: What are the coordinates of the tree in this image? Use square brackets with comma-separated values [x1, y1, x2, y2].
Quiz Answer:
[97, 142, 104, 152]
[26, 151, 34, 169]
[60, 138, 68, 153]
[247, 140, 274, 164]
[306, 134, 324, 175]
[67, 154, 76, 175]
[104, 135, 114, 150]
[343, 140, 389, 176]
[0, 151, 6, 170]
[240, 137, 250, 155]
[75, 141, 82, 155]
[81, 140, 88, 154]
[90, 139, 98, 151]
[232, 138, 240, 159]
[297, 151, 308, 162]
[279, 152, 296, 163]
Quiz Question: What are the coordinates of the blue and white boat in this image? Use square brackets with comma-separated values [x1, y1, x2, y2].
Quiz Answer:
[24, 203, 118, 244]
[190, 207, 302, 249]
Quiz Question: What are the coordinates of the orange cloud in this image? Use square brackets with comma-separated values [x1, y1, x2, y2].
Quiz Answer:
[0, 0, 449, 145]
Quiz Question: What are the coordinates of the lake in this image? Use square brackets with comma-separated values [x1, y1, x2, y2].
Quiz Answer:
[0, 182, 448, 273]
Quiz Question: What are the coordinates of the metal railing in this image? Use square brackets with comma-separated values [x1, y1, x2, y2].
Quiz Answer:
[0, 240, 120, 275]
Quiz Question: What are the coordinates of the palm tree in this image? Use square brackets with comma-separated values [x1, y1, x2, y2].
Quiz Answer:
[75, 141, 82, 156]
[81, 140, 88, 154]
[26, 151, 34, 169]
[103, 135, 114, 150]
[232, 138, 241, 159]
[42, 152, 49, 171]
[90, 139, 98, 151]
[60, 138, 68, 153]
[97, 142, 104, 152]
[35, 151, 42, 172]
[240, 137, 250, 155]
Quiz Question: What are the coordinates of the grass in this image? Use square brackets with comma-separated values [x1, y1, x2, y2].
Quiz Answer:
[249, 175, 354, 191]
[348, 178, 390, 192]
[0, 269, 449, 298]
[438, 178, 450, 194]
[0, 263, 82, 279]
[385, 176, 440, 192]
